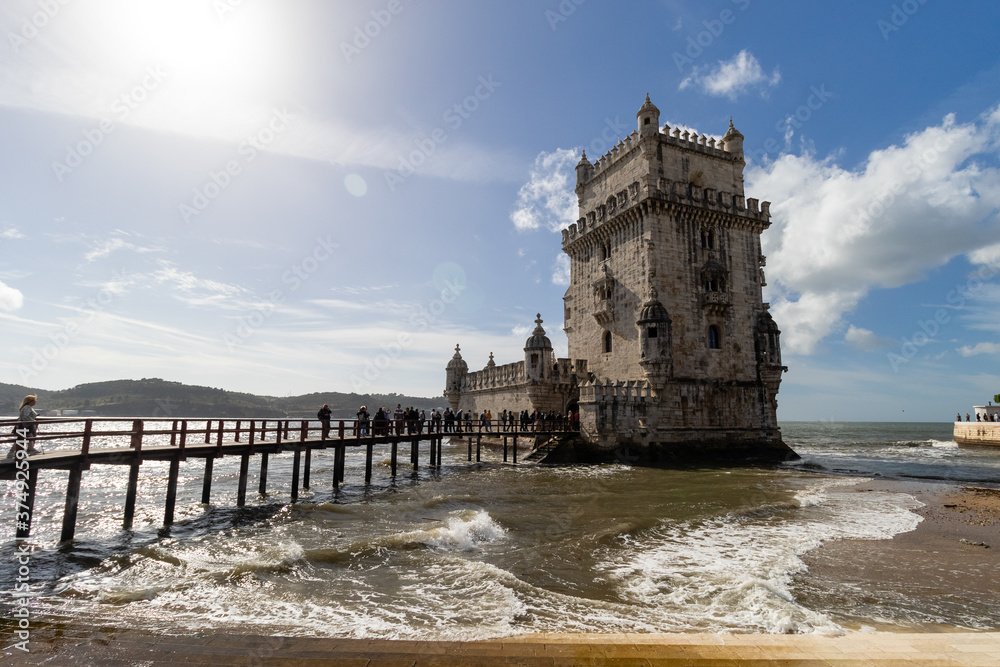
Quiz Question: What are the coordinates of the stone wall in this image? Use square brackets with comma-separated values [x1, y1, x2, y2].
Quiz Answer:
[953, 422, 1000, 447]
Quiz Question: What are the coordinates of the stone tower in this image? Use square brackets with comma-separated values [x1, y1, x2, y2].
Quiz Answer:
[446, 95, 793, 462]
[560, 95, 790, 459]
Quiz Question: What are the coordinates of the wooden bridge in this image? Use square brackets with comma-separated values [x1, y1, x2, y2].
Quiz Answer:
[1, 417, 573, 544]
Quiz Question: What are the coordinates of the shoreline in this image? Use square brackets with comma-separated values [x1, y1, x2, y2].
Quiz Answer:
[793, 478, 1000, 633]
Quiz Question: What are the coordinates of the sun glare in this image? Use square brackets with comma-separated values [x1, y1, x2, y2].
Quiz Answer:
[94, 0, 283, 98]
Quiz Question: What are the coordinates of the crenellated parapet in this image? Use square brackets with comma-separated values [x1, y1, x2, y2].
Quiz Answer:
[561, 174, 771, 248]
[656, 178, 770, 222]
[461, 360, 526, 392]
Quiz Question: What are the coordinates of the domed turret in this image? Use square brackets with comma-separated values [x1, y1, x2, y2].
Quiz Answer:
[575, 150, 593, 189]
[637, 287, 672, 386]
[524, 314, 553, 382]
[637, 298, 670, 325]
[444, 344, 468, 410]
[446, 344, 468, 373]
[755, 310, 782, 367]
[524, 314, 552, 351]
[722, 117, 744, 157]
[637, 93, 660, 137]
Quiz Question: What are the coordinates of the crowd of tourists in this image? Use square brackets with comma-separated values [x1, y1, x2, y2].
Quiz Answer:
[349, 404, 579, 436]
[960, 412, 1000, 422]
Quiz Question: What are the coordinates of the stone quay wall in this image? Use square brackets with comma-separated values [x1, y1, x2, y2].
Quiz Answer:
[954, 422, 1000, 447]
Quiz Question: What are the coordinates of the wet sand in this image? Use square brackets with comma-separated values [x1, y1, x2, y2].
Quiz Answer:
[5, 480, 999, 665]
[794, 480, 1000, 631]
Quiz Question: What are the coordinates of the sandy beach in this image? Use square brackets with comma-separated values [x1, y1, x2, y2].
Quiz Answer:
[6, 479, 999, 666]
[793, 480, 1000, 633]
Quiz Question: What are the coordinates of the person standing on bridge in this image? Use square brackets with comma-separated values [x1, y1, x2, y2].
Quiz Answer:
[357, 405, 370, 436]
[318, 404, 332, 439]
[6, 395, 39, 458]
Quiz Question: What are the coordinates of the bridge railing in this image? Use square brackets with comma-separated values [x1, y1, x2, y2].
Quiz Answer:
[1, 416, 575, 454]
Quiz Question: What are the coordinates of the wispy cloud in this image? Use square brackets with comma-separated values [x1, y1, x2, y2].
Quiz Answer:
[958, 342, 1000, 357]
[510, 148, 578, 232]
[680, 50, 780, 99]
[844, 325, 893, 351]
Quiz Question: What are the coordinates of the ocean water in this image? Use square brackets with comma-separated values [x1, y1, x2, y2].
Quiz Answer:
[2, 421, 999, 637]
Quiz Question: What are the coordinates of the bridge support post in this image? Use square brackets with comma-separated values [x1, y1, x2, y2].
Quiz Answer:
[476, 436, 481, 463]
[412, 439, 418, 469]
[259, 452, 269, 496]
[429, 437, 435, 466]
[338, 443, 346, 483]
[333, 444, 341, 490]
[236, 451, 250, 507]
[467, 437, 472, 462]
[60, 465, 83, 543]
[123, 460, 141, 529]
[164, 456, 180, 524]
[513, 435, 518, 464]
[391, 441, 397, 477]
[365, 440, 373, 485]
[503, 436, 508, 463]
[16, 467, 39, 539]
[303, 448, 311, 490]
[291, 449, 301, 503]
[201, 457, 214, 505]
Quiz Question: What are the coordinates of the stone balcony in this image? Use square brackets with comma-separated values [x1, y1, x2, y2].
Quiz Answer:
[700, 291, 732, 314]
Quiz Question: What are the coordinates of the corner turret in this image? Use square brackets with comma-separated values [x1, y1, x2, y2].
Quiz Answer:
[637, 93, 660, 138]
[636, 286, 673, 387]
[524, 314, 554, 382]
[722, 117, 744, 158]
[444, 344, 468, 410]
[575, 150, 593, 190]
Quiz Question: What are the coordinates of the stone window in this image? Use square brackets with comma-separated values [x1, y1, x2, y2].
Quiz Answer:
[530, 353, 539, 366]
[708, 325, 721, 349]
[601, 243, 610, 261]
[700, 230, 715, 249]
[703, 278, 726, 292]
[647, 326, 658, 339]
[604, 330, 613, 354]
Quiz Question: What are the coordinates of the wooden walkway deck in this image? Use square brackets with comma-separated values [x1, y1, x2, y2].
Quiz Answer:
[10, 623, 1000, 666]
[1, 417, 570, 543]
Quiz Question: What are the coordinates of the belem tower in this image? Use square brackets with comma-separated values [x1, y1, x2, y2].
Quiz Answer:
[445, 95, 795, 462]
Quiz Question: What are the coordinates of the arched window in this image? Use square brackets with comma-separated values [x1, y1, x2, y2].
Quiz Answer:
[708, 325, 721, 349]
[601, 243, 610, 260]
[604, 330, 613, 353]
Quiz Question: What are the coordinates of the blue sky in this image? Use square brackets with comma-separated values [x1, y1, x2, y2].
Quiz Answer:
[2, 0, 1000, 421]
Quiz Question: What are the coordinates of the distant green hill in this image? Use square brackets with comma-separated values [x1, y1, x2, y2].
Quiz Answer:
[0, 378, 444, 419]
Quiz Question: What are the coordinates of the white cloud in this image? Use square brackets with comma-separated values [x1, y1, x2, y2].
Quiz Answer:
[751, 107, 1000, 355]
[680, 50, 780, 99]
[0, 280, 24, 311]
[958, 342, 1000, 357]
[844, 325, 892, 351]
[552, 254, 570, 286]
[1, 226, 25, 239]
[510, 149, 579, 232]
